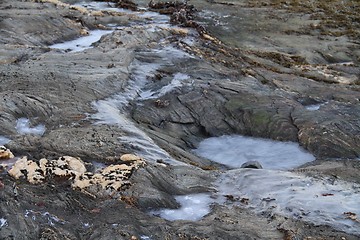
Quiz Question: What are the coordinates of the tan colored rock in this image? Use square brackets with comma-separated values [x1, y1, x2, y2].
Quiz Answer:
[8, 157, 44, 184]
[80, 29, 89, 36]
[8, 153, 145, 196]
[120, 153, 142, 162]
[0, 146, 14, 160]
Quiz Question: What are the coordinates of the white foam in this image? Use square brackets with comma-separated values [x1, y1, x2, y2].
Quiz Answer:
[139, 73, 190, 100]
[0, 218, 7, 228]
[217, 169, 360, 236]
[16, 118, 45, 136]
[0, 136, 10, 145]
[194, 135, 315, 170]
[150, 193, 216, 221]
[50, 30, 113, 53]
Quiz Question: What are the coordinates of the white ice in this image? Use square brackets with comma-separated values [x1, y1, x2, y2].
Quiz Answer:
[305, 102, 327, 111]
[25, 210, 65, 226]
[50, 30, 113, 53]
[217, 169, 360, 236]
[0, 136, 10, 145]
[139, 73, 190, 100]
[140, 236, 152, 240]
[16, 118, 45, 136]
[150, 193, 217, 221]
[193, 135, 315, 170]
[0, 218, 7, 228]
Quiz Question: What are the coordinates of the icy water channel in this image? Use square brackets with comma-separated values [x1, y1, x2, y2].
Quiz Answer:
[45, 1, 360, 236]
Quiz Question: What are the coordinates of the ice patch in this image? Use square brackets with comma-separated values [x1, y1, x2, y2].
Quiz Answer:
[0, 136, 10, 145]
[194, 135, 315, 170]
[0, 218, 7, 228]
[50, 30, 113, 53]
[16, 118, 45, 136]
[91, 160, 107, 172]
[25, 210, 65, 226]
[140, 236, 152, 240]
[217, 169, 360, 236]
[150, 193, 217, 221]
[139, 73, 190, 100]
[83, 222, 91, 228]
[305, 102, 327, 111]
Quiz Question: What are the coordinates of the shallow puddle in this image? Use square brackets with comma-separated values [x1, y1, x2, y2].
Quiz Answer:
[194, 135, 315, 170]
[150, 193, 218, 221]
[217, 169, 360, 236]
[50, 30, 113, 53]
[16, 118, 45, 136]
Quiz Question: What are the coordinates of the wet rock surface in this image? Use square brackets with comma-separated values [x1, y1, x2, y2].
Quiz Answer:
[0, 0, 360, 239]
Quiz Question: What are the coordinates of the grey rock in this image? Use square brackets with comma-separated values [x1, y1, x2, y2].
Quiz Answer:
[241, 161, 263, 169]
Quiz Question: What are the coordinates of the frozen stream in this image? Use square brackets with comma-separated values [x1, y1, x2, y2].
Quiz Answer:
[91, 45, 192, 165]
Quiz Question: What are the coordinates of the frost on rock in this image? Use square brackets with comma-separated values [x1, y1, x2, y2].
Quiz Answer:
[8, 154, 145, 195]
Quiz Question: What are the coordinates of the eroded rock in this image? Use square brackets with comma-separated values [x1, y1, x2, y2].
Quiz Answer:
[8, 154, 145, 195]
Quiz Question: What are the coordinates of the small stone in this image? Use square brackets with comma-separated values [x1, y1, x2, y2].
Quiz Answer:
[0, 146, 14, 160]
[120, 154, 142, 162]
[240, 161, 263, 169]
